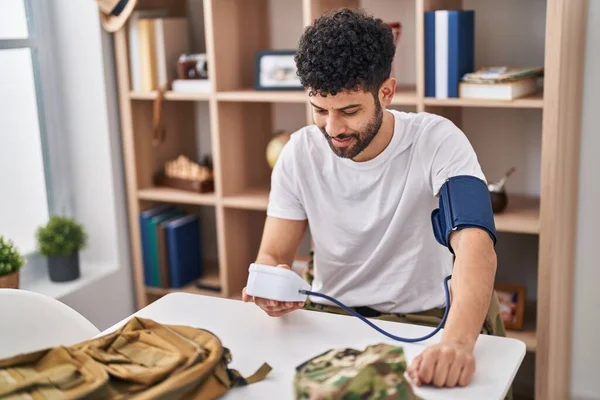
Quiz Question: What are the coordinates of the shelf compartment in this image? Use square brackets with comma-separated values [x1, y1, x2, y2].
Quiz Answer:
[138, 187, 217, 206]
[494, 195, 540, 234]
[423, 92, 544, 109]
[222, 209, 266, 298]
[130, 91, 212, 101]
[222, 186, 269, 211]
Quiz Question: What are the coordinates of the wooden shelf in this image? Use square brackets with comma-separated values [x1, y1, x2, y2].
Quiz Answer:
[217, 89, 307, 103]
[138, 187, 216, 206]
[130, 91, 212, 101]
[494, 195, 540, 234]
[222, 187, 270, 211]
[423, 92, 544, 109]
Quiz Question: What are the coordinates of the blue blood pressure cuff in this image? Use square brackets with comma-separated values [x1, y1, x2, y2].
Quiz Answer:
[431, 175, 497, 253]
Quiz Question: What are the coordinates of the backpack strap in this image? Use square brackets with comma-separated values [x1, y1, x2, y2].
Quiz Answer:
[244, 362, 272, 384]
[228, 362, 272, 386]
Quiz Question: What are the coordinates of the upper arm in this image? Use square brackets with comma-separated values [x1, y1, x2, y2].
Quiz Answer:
[426, 118, 486, 197]
[256, 216, 308, 267]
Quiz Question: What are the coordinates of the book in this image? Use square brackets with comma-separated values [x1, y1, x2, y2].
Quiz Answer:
[459, 76, 540, 100]
[147, 208, 183, 287]
[425, 10, 475, 98]
[164, 214, 203, 288]
[462, 66, 543, 84]
[128, 10, 168, 91]
[139, 205, 174, 286]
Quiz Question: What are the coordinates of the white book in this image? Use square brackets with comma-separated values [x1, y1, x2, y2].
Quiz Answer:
[435, 10, 449, 99]
[459, 77, 540, 100]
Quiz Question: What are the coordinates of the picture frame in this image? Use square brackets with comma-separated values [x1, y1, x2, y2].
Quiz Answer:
[495, 284, 526, 330]
[255, 50, 304, 90]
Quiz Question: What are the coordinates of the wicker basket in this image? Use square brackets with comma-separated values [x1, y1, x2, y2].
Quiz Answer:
[0, 270, 19, 289]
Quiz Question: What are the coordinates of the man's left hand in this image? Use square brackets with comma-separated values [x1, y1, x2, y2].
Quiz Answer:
[406, 340, 475, 388]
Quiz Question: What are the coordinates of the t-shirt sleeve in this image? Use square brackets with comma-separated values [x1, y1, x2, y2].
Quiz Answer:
[266, 134, 307, 220]
[428, 118, 486, 196]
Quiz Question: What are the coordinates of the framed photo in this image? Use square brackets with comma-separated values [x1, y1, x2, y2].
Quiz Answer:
[255, 50, 303, 90]
[495, 284, 526, 330]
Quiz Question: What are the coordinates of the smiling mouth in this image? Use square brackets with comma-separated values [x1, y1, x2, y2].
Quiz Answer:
[331, 136, 354, 148]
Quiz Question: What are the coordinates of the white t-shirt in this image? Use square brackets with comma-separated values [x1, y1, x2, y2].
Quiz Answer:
[266, 109, 486, 314]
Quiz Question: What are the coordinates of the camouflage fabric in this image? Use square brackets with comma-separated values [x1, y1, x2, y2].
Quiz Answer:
[294, 343, 422, 400]
[301, 251, 513, 400]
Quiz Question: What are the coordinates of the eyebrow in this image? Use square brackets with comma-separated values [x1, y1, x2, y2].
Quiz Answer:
[309, 102, 362, 111]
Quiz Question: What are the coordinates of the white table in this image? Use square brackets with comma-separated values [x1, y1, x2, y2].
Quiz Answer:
[102, 293, 526, 400]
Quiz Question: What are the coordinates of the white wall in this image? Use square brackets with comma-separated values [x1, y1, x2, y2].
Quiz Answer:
[571, 2, 600, 399]
[45, 1, 135, 331]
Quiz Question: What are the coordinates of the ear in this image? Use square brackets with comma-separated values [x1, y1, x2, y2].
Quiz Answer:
[379, 77, 396, 106]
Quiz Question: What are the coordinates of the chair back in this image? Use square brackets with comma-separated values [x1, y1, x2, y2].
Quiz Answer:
[0, 288, 100, 358]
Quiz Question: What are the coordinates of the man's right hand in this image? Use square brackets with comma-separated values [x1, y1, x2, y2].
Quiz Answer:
[241, 264, 306, 317]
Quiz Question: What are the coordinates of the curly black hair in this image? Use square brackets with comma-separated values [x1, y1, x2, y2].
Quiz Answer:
[295, 8, 396, 97]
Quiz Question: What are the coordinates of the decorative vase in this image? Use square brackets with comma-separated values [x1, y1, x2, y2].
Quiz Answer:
[0, 270, 20, 288]
[48, 253, 80, 282]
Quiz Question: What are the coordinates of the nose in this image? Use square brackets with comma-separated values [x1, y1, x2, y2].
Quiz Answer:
[325, 115, 347, 137]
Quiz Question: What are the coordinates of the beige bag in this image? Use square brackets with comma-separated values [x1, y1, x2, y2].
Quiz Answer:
[0, 317, 271, 399]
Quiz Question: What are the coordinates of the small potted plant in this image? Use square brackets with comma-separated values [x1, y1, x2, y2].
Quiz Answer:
[0, 236, 25, 288]
[36, 216, 87, 282]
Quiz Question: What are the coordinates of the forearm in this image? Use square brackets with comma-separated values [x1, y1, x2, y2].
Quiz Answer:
[255, 251, 293, 268]
[442, 228, 497, 350]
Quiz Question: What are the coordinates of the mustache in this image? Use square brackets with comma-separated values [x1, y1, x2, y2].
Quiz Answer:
[319, 127, 359, 140]
[330, 133, 358, 140]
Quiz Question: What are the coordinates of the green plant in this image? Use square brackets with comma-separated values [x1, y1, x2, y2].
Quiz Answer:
[0, 236, 25, 276]
[36, 216, 88, 257]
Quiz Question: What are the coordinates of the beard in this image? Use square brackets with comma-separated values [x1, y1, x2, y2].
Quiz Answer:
[319, 99, 383, 159]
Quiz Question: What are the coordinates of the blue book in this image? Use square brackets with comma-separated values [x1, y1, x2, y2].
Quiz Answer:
[148, 209, 184, 287]
[425, 10, 475, 98]
[139, 205, 174, 286]
[164, 214, 203, 288]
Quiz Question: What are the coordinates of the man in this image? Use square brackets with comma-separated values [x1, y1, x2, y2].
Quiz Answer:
[242, 8, 505, 390]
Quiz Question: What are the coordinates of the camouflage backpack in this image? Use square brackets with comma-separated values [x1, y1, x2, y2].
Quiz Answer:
[294, 343, 423, 400]
[0, 317, 271, 399]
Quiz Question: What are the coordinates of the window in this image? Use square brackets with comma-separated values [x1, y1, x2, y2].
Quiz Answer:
[0, 0, 70, 256]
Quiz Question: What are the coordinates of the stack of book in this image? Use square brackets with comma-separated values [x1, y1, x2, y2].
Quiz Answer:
[139, 205, 203, 289]
[459, 66, 544, 100]
[128, 11, 190, 91]
[424, 10, 475, 99]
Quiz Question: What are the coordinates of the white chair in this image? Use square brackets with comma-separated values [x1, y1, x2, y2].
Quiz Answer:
[0, 288, 100, 359]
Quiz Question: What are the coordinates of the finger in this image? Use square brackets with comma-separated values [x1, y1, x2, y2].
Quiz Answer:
[458, 356, 475, 387]
[266, 308, 295, 317]
[241, 287, 253, 303]
[445, 360, 463, 388]
[417, 349, 438, 384]
[432, 348, 454, 388]
[407, 356, 422, 385]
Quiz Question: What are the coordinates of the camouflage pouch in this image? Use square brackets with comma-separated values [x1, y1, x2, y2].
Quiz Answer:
[294, 343, 423, 400]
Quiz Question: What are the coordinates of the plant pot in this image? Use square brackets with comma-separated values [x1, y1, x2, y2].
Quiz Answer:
[0, 270, 19, 288]
[48, 253, 80, 282]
